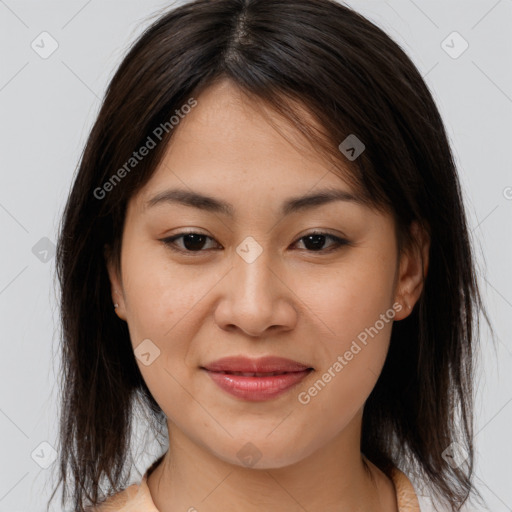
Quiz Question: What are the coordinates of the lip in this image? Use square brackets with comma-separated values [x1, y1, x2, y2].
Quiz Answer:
[202, 355, 312, 373]
[201, 356, 314, 401]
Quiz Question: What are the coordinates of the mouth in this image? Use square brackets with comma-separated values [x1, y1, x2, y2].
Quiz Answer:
[201, 355, 313, 374]
[209, 370, 310, 377]
[200, 358, 314, 401]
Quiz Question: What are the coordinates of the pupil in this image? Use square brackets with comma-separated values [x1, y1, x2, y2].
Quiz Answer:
[180, 234, 328, 251]
[183, 233, 206, 251]
[304, 234, 325, 251]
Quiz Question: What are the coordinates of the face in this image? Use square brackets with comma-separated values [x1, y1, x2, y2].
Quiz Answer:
[107, 78, 426, 469]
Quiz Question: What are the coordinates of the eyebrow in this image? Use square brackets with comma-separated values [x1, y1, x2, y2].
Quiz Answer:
[144, 187, 363, 217]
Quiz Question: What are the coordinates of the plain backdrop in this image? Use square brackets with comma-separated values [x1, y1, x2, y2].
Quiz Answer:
[0, 0, 511, 510]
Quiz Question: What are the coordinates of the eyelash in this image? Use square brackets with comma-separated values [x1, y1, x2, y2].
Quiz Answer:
[159, 230, 350, 255]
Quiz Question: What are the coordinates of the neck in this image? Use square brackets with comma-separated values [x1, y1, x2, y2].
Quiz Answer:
[146, 411, 398, 512]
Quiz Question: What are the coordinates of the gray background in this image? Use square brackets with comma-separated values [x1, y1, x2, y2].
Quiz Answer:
[0, 0, 511, 510]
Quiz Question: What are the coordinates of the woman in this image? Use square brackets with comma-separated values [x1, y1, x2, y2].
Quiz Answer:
[50, 0, 490, 511]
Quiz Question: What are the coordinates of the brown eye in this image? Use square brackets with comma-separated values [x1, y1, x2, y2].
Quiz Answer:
[161, 232, 219, 253]
[293, 233, 349, 252]
[160, 231, 350, 255]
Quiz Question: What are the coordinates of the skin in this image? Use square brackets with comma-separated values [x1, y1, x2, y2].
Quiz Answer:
[106, 78, 429, 512]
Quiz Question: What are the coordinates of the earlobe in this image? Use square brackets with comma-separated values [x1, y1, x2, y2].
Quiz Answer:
[113, 301, 126, 320]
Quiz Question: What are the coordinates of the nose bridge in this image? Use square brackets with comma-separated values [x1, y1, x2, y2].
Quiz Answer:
[215, 233, 292, 335]
[233, 234, 276, 304]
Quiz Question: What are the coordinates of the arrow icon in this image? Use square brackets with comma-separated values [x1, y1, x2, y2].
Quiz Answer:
[135, 339, 161, 366]
[236, 236, 263, 263]
[440, 31, 468, 59]
[32, 236, 56, 263]
[339, 134, 365, 161]
[31, 441, 58, 469]
[31, 31, 59, 59]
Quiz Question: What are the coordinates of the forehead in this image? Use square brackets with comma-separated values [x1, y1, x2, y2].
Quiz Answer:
[133, 79, 359, 212]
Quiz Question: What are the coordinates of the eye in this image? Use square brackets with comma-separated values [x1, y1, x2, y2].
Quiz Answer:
[160, 231, 219, 253]
[292, 231, 350, 252]
[159, 230, 350, 254]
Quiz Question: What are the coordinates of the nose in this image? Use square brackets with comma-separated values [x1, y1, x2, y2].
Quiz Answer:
[213, 244, 298, 338]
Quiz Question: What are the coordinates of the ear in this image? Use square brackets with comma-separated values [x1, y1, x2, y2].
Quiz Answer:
[104, 244, 127, 321]
[393, 221, 430, 321]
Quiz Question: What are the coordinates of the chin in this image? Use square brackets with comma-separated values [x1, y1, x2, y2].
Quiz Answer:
[205, 435, 314, 470]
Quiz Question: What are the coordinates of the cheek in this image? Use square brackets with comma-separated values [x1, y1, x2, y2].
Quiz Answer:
[119, 242, 221, 406]
[121, 227, 397, 428]
[291, 246, 397, 347]
[294, 308, 393, 443]
[121, 240, 207, 341]
[291, 250, 396, 416]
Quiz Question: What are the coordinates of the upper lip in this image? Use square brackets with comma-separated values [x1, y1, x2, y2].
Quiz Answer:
[201, 356, 313, 373]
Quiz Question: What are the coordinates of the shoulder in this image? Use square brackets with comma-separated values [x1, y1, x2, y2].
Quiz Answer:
[389, 467, 421, 512]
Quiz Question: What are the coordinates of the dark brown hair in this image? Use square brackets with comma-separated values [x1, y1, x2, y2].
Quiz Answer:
[50, 0, 492, 510]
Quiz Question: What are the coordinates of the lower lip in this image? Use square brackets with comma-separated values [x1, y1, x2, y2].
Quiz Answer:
[203, 369, 313, 401]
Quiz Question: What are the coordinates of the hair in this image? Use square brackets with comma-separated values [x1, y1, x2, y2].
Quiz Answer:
[49, 0, 493, 510]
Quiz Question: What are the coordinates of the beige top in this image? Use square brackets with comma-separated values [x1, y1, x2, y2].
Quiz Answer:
[90, 463, 421, 511]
